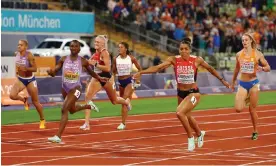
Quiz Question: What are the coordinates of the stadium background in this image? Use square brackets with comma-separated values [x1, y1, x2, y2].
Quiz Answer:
[1, 0, 276, 123]
[1, 0, 276, 165]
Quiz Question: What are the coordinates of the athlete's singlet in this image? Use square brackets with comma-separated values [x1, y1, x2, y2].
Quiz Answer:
[91, 49, 107, 74]
[239, 50, 258, 75]
[174, 55, 197, 84]
[116, 55, 132, 76]
[62, 56, 82, 93]
[15, 51, 30, 75]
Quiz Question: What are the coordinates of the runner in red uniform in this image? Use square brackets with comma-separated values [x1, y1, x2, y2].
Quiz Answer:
[134, 38, 230, 151]
[80, 35, 131, 130]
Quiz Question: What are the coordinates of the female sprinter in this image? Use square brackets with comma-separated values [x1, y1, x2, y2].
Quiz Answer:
[112, 42, 142, 130]
[47, 40, 108, 143]
[134, 38, 230, 152]
[79, 35, 131, 130]
[9, 39, 45, 129]
[79, 53, 115, 130]
[231, 33, 271, 140]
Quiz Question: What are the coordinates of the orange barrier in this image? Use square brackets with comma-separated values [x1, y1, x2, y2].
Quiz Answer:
[34, 57, 56, 77]
[1, 78, 29, 105]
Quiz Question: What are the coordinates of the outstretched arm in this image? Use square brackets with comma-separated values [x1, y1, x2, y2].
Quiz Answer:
[133, 57, 173, 80]
[197, 56, 223, 80]
[47, 56, 65, 77]
[141, 57, 173, 74]
[197, 56, 230, 88]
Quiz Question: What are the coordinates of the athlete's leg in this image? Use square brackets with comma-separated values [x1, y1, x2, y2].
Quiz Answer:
[9, 79, 26, 102]
[235, 86, 248, 113]
[56, 88, 80, 138]
[248, 84, 260, 139]
[176, 93, 201, 151]
[119, 83, 134, 128]
[103, 81, 130, 107]
[26, 80, 44, 120]
[83, 78, 102, 124]
[176, 93, 201, 138]
[178, 96, 201, 137]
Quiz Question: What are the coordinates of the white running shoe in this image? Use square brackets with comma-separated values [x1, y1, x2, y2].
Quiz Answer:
[48, 135, 61, 143]
[79, 123, 90, 130]
[126, 98, 132, 111]
[117, 123, 126, 130]
[198, 131, 206, 148]
[188, 136, 195, 152]
[88, 100, 99, 112]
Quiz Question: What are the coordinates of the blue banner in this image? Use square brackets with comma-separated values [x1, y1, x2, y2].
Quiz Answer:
[1, 9, 94, 35]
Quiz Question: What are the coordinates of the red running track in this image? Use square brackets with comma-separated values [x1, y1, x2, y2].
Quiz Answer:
[2, 104, 276, 165]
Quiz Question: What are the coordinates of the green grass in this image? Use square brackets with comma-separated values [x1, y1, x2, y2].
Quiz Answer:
[1, 91, 276, 125]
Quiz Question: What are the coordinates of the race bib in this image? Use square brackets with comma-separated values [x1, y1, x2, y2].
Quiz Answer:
[94, 66, 102, 73]
[117, 63, 131, 76]
[64, 71, 79, 83]
[240, 62, 254, 74]
[177, 74, 195, 84]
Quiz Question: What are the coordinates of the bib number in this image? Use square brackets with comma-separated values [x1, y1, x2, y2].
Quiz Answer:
[74, 89, 81, 99]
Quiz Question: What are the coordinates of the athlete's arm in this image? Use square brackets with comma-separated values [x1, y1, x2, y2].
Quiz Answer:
[112, 56, 117, 76]
[257, 51, 271, 72]
[197, 56, 223, 81]
[141, 57, 173, 74]
[197, 56, 230, 88]
[131, 55, 142, 84]
[83, 58, 108, 82]
[232, 53, 240, 85]
[133, 57, 173, 80]
[26, 52, 37, 72]
[131, 55, 142, 72]
[96, 50, 111, 72]
[47, 56, 65, 77]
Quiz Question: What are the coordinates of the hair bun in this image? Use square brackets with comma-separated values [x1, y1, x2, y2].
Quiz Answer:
[183, 37, 191, 44]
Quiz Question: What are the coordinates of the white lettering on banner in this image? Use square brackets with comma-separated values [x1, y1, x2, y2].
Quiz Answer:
[155, 92, 166, 96]
[1, 85, 13, 95]
[1, 65, 8, 73]
[1, 84, 24, 96]
[1, 57, 16, 78]
[19, 14, 61, 29]
[1, 15, 15, 27]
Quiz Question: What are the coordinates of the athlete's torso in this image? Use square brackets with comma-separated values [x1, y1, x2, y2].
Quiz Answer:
[238, 49, 258, 81]
[62, 56, 82, 91]
[15, 51, 33, 77]
[173, 55, 198, 90]
[91, 49, 110, 74]
[116, 55, 132, 79]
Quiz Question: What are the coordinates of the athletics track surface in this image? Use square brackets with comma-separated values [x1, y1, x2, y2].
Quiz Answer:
[2, 104, 276, 165]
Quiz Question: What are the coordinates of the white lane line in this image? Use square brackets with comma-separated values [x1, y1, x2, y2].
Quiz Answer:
[3, 104, 275, 127]
[124, 144, 276, 165]
[3, 123, 276, 155]
[4, 115, 276, 144]
[10, 133, 276, 166]
[238, 159, 276, 165]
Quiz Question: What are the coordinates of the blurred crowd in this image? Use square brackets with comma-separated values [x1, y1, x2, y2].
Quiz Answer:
[105, 0, 276, 54]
